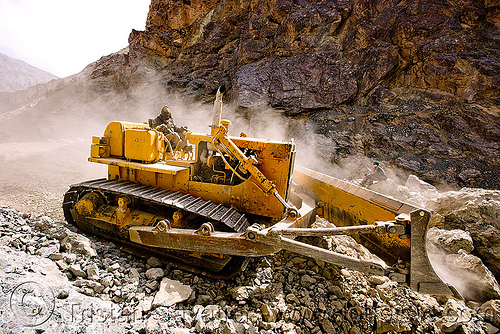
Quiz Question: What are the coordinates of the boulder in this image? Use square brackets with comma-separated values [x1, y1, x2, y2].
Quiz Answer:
[479, 299, 500, 328]
[197, 294, 214, 306]
[429, 188, 500, 280]
[147, 257, 162, 268]
[429, 245, 500, 302]
[145, 267, 164, 281]
[85, 264, 100, 281]
[139, 296, 154, 313]
[321, 318, 336, 334]
[427, 227, 474, 254]
[107, 263, 120, 272]
[145, 317, 170, 334]
[60, 232, 97, 257]
[152, 278, 192, 308]
[405, 175, 438, 194]
[128, 267, 140, 279]
[230, 286, 253, 301]
[300, 275, 316, 288]
[35, 245, 60, 258]
[68, 264, 87, 278]
[261, 303, 278, 322]
[435, 299, 475, 333]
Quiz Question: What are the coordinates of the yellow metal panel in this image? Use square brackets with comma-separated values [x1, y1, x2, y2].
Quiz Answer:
[293, 166, 412, 266]
[104, 121, 149, 157]
[104, 122, 125, 157]
[188, 179, 283, 219]
[108, 165, 120, 180]
[124, 128, 161, 162]
[100, 145, 111, 158]
[91, 145, 100, 158]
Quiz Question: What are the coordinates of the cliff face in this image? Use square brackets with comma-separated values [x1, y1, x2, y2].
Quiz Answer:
[129, 0, 499, 108]
[122, 0, 500, 188]
[1, 0, 499, 188]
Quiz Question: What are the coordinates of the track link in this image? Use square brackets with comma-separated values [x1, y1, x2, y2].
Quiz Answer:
[63, 178, 249, 232]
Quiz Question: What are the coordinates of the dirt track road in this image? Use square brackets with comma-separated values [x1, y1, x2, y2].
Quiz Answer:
[0, 139, 105, 220]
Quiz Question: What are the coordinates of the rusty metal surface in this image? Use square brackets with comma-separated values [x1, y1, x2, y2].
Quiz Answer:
[77, 217, 248, 279]
[247, 226, 388, 277]
[62, 182, 250, 277]
[129, 226, 280, 257]
[293, 166, 412, 266]
[272, 225, 380, 236]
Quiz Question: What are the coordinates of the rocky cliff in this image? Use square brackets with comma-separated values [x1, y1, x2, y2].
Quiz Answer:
[130, 0, 499, 107]
[0, 0, 499, 189]
[113, 0, 500, 188]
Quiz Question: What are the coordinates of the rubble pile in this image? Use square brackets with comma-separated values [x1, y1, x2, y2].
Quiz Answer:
[1, 206, 497, 334]
[428, 188, 500, 281]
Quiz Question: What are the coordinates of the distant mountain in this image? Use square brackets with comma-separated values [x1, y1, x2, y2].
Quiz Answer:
[0, 53, 58, 92]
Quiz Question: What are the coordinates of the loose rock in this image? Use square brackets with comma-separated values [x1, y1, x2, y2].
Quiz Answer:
[152, 277, 193, 308]
[145, 267, 164, 280]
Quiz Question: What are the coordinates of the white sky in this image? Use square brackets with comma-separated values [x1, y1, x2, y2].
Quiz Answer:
[0, 0, 150, 78]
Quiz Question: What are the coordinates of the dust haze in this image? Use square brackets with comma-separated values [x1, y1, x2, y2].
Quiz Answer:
[2, 77, 479, 301]
[0, 78, 445, 219]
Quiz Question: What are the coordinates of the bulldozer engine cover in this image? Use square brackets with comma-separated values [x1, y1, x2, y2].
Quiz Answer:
[124, 128, 163, 163]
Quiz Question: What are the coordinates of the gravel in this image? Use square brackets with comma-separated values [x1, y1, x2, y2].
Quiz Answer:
[0, 206, 496, 333]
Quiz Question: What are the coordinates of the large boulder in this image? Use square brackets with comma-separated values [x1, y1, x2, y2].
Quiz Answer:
[427, 227, 474, 254]
[60, 232, 97, 257]
[444, 250, 500, 302]
[427, 226, 500, 302]
[479, 299, 500, 328]
[429, 188, 500, 281]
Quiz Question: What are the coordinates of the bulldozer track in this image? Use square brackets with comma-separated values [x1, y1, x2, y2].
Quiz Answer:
[62, 178, 251, 278]
[63, 178, 249, 233]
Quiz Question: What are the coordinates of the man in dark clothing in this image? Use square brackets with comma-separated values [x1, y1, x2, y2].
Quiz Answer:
[360, 161, 387, 187]
[149, 105, 175, 129]
[148, 106, 190, 152]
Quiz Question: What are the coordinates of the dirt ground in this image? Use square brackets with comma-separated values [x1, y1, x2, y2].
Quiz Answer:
[0, 139, 106, 220]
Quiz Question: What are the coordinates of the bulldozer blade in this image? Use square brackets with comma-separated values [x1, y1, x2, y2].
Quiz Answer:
[293, 166, 454, 296]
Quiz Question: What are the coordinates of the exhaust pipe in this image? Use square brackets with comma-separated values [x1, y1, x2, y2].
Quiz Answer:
[211, 86, 225, 134]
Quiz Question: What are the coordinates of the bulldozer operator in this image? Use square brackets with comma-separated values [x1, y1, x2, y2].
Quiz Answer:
[360, 160, 387, 187]
[148, 105, 191, 152]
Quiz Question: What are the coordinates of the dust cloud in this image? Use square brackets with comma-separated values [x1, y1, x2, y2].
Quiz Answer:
[0, 79, 425, 219]
[426, 241, 498, 302]
[2, 77, 492, 303]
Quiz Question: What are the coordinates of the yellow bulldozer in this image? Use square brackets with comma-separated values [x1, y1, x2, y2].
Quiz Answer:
[63, 87, 455, 296]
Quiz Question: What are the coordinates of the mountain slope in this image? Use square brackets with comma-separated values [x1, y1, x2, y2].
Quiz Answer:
[0, 53, 58, 92]
[0, 0, 498, 189]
